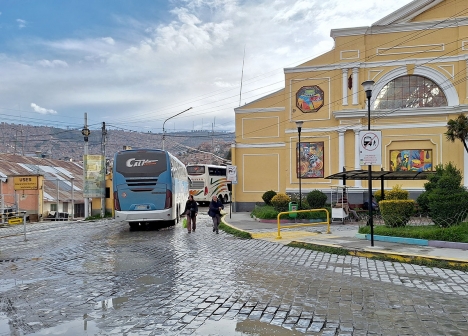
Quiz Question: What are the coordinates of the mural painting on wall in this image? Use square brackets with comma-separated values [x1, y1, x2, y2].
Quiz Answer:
[297, 142, 324, 178]
[389, 150, 433, 172]
[296, 85, 324, 113]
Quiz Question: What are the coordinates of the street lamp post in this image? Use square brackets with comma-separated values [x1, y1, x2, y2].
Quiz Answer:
[296, 121, 304, 209]
[162, 107, 193, 150]
[361, 80, 375, 247]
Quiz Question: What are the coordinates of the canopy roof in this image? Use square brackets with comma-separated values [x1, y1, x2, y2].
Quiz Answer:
[325, 169, 435, 181]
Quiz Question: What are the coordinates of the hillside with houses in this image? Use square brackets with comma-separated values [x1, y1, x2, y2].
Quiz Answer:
[0, 122, 234, 165]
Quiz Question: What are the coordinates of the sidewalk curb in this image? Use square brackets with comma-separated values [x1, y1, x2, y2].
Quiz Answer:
[355, 233, 468, 250]
[288, 240, 468, 269]
[221, 216, 253, 238]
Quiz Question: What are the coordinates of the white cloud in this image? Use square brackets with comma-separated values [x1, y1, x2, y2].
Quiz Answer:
[30, 103, 57, 115]
[0, 0, 413, 132]
[16, 19, 26, 29]
[37, 59, 69, 68]
[102, 37, 115, 45]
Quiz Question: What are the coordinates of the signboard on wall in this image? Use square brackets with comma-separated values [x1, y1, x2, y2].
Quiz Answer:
[359, 130, 382, 165]
[83, 155, 105, 197]
[389, 149, 432, 172]
[14, 176, 38, 190]
[297, 142, 324, 178]
[226, 165, 238, 184]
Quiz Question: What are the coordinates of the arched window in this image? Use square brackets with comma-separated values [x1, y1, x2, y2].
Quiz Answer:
[374, 75, 448, 110]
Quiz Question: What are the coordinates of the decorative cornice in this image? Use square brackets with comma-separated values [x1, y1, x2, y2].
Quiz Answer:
[373, 0, 443, 26]
[235, 142, 285, 148]
[284, 55, 468, 74]
[333, 105, 468, 119]
[331, 15, 468, 39]
[235, 107, 285, 114]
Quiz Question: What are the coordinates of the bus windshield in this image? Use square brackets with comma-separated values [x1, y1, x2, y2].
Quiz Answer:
[115, 150, 167, 178]
[187, 166, 205, 175]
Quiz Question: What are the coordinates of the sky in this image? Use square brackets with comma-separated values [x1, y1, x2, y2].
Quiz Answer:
[0, 0, 413, 134]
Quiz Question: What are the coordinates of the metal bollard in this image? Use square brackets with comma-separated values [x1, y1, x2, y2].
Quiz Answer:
[21, 211, 27, 241]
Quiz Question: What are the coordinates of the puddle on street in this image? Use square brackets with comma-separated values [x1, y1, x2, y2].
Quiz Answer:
[195, 318, 305, 335]
[29, 318, 100, 335]
[0, 277, 60, 293]
[136, 274, 166, 286]
[94, 296, 128, 310]
[0, 313, 10, 334]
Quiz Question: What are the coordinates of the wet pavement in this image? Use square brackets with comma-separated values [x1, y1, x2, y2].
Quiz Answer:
[0, 210, 467, 335]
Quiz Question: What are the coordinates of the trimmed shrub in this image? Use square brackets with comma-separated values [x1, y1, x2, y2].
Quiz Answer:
[428, 188, 468, 227]
[306, 190, 327, 209]
[424, 162, 468, 227]
[385, 184, 409, 200]
[374, 189, 382, 202]
[416, 191, 430, 214]
[271, 193, 291, 212]
[380, 200, 415, 227]
[262, 190, 277, 205]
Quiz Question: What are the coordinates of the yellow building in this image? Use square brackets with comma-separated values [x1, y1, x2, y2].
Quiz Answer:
[232, 0, 468, 211]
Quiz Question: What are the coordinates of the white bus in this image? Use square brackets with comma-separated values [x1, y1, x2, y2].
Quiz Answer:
[186, 164, 230, 205]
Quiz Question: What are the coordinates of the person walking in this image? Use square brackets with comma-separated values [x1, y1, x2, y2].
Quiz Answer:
[184, 195, 198, 233]
[208, 195, 224, 234]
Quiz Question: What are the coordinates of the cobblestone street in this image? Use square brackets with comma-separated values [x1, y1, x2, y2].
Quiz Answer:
[0, 213, 467, 335]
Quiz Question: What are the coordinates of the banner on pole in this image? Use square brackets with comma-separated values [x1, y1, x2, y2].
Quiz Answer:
[83, 155, 105, 197]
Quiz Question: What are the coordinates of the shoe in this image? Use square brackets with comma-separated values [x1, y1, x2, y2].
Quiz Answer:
[193, 229, 195, 232]
[188, 231, 191, 233]
[213, 228, 215, 232]
[216, 230, 219, 234]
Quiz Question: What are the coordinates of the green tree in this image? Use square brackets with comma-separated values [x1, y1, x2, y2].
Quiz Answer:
[445, 114, 468, 154]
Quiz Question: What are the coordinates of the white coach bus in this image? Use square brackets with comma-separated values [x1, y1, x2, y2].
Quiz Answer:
[186, 164, 230, 205]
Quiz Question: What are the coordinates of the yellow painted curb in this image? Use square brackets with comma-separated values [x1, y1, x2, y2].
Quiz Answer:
[251, 231, 320, 239]
[289, 240, 468, 268]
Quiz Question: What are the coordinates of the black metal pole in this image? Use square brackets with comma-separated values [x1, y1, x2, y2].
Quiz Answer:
[367, 95, 374, 246]
[298, 127, 302, 209]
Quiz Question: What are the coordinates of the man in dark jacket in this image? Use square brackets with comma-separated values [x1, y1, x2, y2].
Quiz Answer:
[208, 195, 224, 234]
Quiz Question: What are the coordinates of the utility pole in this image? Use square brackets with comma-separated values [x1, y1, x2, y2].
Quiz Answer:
[101, 122, 107, 218]
[82, 113, 90, 218]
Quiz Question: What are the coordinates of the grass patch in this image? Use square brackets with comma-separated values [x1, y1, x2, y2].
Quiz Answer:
[85, 212, 113, 221]
[287, 241, 349, 255]
[358, 222, 468, 243]
[251, 204, 330, 220]
[219, 221, 252, 239]
[251, 205, 278, 219]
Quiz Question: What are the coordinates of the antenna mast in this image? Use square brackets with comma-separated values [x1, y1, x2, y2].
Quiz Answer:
[239, 46, 246, 107]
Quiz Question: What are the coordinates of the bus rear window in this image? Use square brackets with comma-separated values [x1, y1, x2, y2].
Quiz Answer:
[116, 150, 167, 177]
[187, 166, 205, 175]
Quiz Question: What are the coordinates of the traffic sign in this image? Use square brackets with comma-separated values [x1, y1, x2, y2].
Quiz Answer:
[359, 130, 382, 165]
[226, 165, 237, 184]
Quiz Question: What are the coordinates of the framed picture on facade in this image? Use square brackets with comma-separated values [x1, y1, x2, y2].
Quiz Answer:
[389, 149, 432, 172]
[297, 142, 324, 178]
